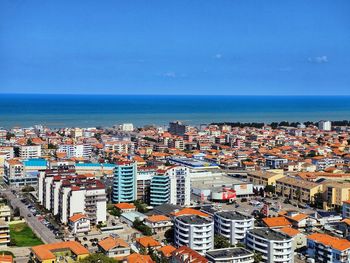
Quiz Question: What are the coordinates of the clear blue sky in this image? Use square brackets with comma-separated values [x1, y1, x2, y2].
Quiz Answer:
[0, 0, 349, 95]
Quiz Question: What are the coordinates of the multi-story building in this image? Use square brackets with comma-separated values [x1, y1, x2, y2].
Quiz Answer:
[0, 220, 10, 247]
[112, 162, 137, 203]
[0, 204, 11, 222]
[246, 228, 294, 263]
[30, 241, 89, 262]
[318, 120, 332, 131]
[58, 144, 92, 158]
[68, 213, 90, 234]
[144, 215, 173, 234]
[150, 166, 191, 206]
[275, 177, 323, 204]
[150, 174, 170, 206]
[171, 246, 209, 263]
[205, 248, 254, 263]
[174, 215, 214, 255]
[247, 170, 285, 187]
[169, 121, 188, 136]
[104, 140, 134, 154]
[4, 158, 48, 187]
[307, 233, 350, 263]
[136, 167, 156, 203]
[214, 211, 254, 245]
[38, 170, 106, 225]
[342, 200, 350, 219]
[19, 145, 42, 159]
[265, 156, 288, 169]
[58, 178, 107, 225]
[323, 182, 350, 209]
[98, 236, 130, 259]
[3, 159, 24, 186]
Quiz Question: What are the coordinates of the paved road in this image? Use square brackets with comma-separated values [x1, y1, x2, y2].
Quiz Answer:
[3, 189, 58, 244]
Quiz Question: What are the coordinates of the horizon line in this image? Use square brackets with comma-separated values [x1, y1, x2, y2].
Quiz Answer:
[1, 92, 350, 97]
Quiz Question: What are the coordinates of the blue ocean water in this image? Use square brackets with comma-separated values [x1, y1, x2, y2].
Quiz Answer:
[1, 94, 350, 128]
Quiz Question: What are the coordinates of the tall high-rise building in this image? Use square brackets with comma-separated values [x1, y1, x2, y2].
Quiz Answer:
[169, 121, 188, 136]
[150, 166, 191, 206]
[112, 162, 137, 203]
[318, 120, 332, 131]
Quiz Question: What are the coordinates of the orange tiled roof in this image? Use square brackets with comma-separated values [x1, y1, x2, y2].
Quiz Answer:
[171, 208, 209, 217]
[262, 217, 292, 228]
[68, 213, 87, 223]
[307, 233, 350, 251]
[31, 241, 89, 261]
[127, 253, 154, 263]
[114, 203, 136, 210]
[158, 245, 176, 257]
[172, 246, 208, 263]
[146, 215, 171, 223]
[135, 236, 161, 248]
[0, 255, 13, 263]
[98, 236, 129, 251]
[287, 213, 308, 222]
[278, 227, 300, 237]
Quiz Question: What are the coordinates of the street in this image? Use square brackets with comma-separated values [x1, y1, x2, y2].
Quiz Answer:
[3, 189, 58, 244]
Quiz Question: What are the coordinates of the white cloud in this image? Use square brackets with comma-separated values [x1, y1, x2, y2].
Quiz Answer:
[163, 71, 176, 78]
[308, 55, 328, 64]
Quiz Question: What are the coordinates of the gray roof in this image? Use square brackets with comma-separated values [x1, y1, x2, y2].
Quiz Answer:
[177, 215, 213, 225]
[153, 203, 181, 216]
[248, 228, 291, 241]
[215, 211, 252, 220]
[206, 248, 253, 259]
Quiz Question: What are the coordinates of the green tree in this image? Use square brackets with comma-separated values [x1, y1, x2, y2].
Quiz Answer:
[214, 234, 230, 249]
[133, 219, 152, 236]
[164, 228, 174, 243]
[264, 185, 275, 194]
[134, 200, 148, 213]
[253, 252, 263, 263]
[79, 253, 117, 263]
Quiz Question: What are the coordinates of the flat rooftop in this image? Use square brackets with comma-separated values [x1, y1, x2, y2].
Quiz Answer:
[216, 211, 251, 220]
[206, 247, 253, 259]
[248, 228, 291, 241]
[169, 157, 219, 168]
[177, 215, 212, 225]
[191, 174, 249, 189]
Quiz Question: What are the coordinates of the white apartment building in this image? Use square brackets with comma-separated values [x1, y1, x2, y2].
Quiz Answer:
[150, 166, 191, 206]
[3, 159, 24, 185]
[68, 214, 90, 234]
[307, 233, 350, 263]
[246, 228, 294, 263]
[38, 170, 106, 225]
[214, 211, 254, 245]
[103, 140, 134, 154]
[58, 144, 92, 158]
[318, 120, 332, 131]
[118, 123, 134, 132]
[0, 146, 14, 160]
[174, 215, 214, 255]
[19, 145, 42, 159]
[206, 248, 254, 263]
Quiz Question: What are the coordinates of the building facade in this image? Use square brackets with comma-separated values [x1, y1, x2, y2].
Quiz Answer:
[246, 228, 294, 263]
[214, 211, 254, 245]
[112, 162, 137, 203]
[174, 215, 214, 255]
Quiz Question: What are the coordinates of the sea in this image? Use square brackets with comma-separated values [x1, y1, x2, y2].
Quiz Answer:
[1, 94, 350, 129]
